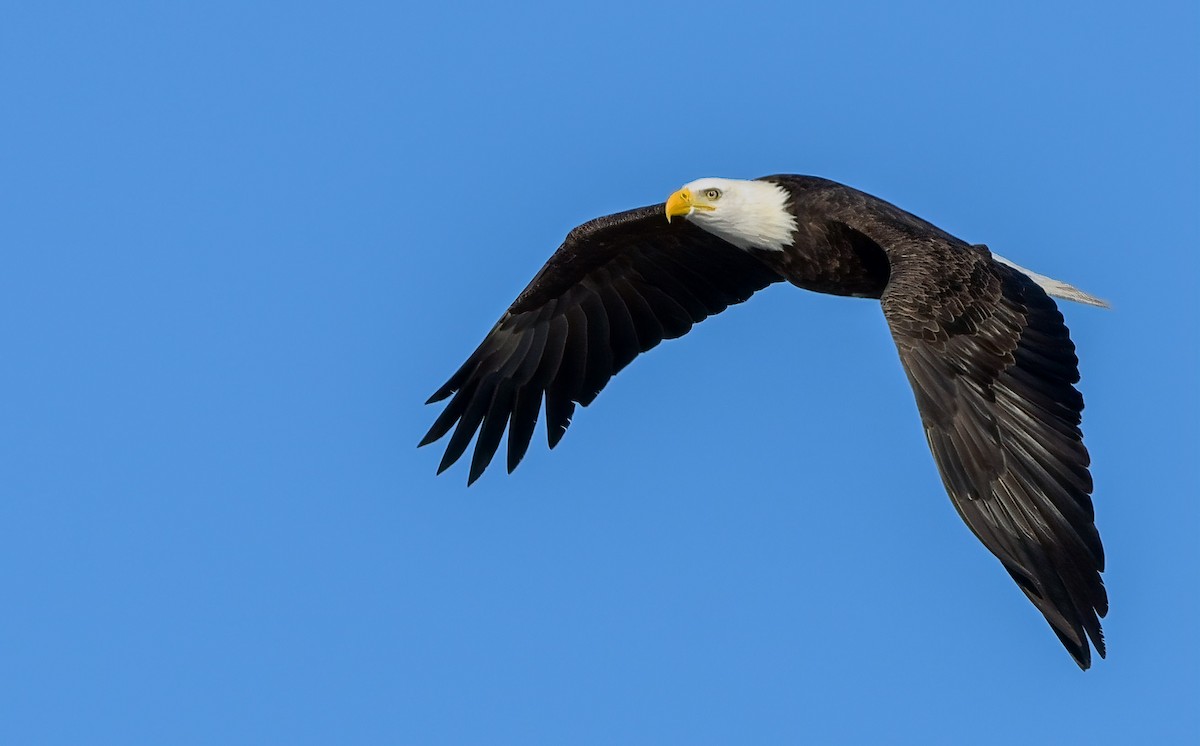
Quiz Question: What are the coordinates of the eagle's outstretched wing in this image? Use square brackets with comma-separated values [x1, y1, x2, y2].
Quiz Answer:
[881, 238, 1106, 668]
[421, 205, 782, 484]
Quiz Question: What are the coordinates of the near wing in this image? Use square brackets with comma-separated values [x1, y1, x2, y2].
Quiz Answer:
[881, 241, 1107, 669]
[421, 204, 783, 484]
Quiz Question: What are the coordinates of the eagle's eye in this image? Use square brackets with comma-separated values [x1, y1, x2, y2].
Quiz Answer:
[704, 188, 722, 201]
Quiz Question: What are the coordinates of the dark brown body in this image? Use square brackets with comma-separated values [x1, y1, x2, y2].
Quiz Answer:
[756, 174, 988, 300]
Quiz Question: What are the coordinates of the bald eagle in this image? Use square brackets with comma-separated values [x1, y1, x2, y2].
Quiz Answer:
[421, 175, 1108, 669]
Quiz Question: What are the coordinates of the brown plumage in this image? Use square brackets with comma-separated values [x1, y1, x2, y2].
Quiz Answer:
[421, 175, 1106, 668]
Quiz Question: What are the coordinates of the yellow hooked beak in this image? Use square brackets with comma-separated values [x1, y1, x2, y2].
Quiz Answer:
[665, 188, 693, 222]
[665, 187, 716, 222]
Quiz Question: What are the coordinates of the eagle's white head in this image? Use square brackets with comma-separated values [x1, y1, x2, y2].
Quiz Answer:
[665, 177, 797, 252]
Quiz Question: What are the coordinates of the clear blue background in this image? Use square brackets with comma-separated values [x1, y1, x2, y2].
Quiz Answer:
[3, 2, 1197, 743]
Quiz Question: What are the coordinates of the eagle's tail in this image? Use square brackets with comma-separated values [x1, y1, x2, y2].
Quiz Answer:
[991, 253, 1110, 309]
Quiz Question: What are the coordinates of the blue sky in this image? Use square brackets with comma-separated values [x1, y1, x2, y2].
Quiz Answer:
[2, 1, 1198, 743]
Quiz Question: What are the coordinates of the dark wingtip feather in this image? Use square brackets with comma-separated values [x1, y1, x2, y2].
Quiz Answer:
[1052, 625, 1092, 671]
[467, 382, 515, 485]
[436, 376, 497, 476]
[420, 387, 474, 448]
[548, 424, 568, 449]
[427, 372, 464, 404]
[506, 387, 542, 473]
[546, 396, 574, 449]
[418, 413, 453, 448]
[466, 450, 491, 485]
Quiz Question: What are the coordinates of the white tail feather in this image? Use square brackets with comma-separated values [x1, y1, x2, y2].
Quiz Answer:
[991, 253, 1110, 309]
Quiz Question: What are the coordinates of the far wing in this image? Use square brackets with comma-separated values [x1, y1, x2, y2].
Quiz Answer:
[881, 239, 1106, 669]
[421, 204, 783, 484]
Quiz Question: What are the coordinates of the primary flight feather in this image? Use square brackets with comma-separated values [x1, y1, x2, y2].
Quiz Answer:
[421, 175, 1108, 669]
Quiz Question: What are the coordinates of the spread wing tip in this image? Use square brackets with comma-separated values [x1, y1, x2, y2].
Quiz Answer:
[466, 468, 484, 487]
[1058, 626, 1106, 671]
[417, 430, 440, 448]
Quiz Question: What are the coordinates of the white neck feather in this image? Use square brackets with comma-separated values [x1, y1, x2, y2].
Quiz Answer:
[683, 177, 797, 252]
